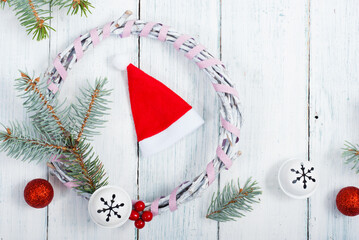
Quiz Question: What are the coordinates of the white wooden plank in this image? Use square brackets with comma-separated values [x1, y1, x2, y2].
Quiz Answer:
[138, 0, 220, 239]
[0, 6, 49, 240]
[221, 1, 309, 239]
[48, 1, 138, 239]
[310, 1, 359, 239]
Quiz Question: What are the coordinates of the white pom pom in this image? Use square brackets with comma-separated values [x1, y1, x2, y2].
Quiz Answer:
[113, 54, 130, 71]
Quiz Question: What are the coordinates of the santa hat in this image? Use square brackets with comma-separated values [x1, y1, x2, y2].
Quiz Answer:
[126, 64, 204, 157]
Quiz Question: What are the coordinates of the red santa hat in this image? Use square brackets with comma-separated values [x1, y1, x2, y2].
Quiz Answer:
[126, 64, 204, 157]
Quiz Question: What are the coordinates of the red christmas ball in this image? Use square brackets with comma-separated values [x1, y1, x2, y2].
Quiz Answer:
[134, 201, 145, 212]
[24, 179, 54, 208]
[134, 219, 145, 229]
[129, 210, 140, 221]
[336, 186, 359, 216]
[141, 211, 153, 222]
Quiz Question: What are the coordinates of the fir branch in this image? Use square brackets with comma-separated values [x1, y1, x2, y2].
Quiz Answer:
[45, 0, 93, 17]
[206, 178, 261, 222]
[16, 72, 69, 139]
[0, 75, 109, 195]
[1, 0, 9, 8]
[12, 0, 53, 41]
[342, 141, 359, 173]
[68, 0, 92, 16]
[72, 78, 111, 142]
[0, 121, 67, 162]
[2, 0, 94, 41]
[63, 137, 108, 193]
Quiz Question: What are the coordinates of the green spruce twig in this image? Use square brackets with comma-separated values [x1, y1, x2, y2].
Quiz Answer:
[71, 78, 111, 142]
[342, 141, 359, 173]
[0, 72, 111, 194]
[45, 0, 93, 16]
[12, 0, 53, 41]
[1, 0, 9, 8]
[1, 0, 93, 41]
[206, 178, 262, 222]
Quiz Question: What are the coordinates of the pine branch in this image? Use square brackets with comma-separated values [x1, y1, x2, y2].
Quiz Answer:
[16, 72, 70, 139]
[0, 121, 68, 162]
[206, 178, 262, 222]
[71, 78, 111, 142]
[45, 0, 93, 16]
[63, 137, 108, 193]
[1, 0, 9, 8]
[0, 74, 110, 195]
[1, 0, 94, 41]
[342, 141, 359, 173]
[12, 0, 53, 41]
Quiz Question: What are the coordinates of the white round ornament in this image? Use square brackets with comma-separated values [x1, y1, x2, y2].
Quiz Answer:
[88, 186, 132, 228]
[278, 159, 318, 199]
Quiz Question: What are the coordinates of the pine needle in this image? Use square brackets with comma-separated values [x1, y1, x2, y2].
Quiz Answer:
[342, 141, 359, 173]
[206, 178, 262, 222]
[1, 0, 9, 8]
[12, 0, 53, 41]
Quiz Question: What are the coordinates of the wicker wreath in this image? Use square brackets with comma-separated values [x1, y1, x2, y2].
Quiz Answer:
[46, 10, 242, 217]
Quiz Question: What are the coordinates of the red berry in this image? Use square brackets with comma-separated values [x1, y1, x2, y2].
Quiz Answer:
[129, 210, 140, 221]
[141, 211, 153, 222]
[134, 201, 145, 212]
[134, 219, 145, 229]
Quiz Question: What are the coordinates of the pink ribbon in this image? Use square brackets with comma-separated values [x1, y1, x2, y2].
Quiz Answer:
[140, 22, 157, 37]
[220, 116, 240, 138]
[212, 83, 239, 98]
[102, 22, 111, 39]
[206, 161, 216, 185]
[216, 146, 232, 169]
[151, 197, 161, 216]
[169, 186, 180, 212]
[174, 35, 191, 50]
[121, 20, 135, 38]
[158, 25, 170, 42]
[185, 44, 205, 59]
[197, 58, 222, 69]
[48, 82, 59, 94]
[53, 57, 67, 80]
[64, 181, 79, 188]
[73, 37, 83, 60]
[90, 28, 100, 46]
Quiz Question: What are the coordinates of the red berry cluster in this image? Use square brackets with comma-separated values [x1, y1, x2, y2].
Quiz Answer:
[129, 201, 153, 229]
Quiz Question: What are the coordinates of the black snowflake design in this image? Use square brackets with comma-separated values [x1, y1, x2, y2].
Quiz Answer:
[291, 163, 316, 189]
[97, 194, 125, 222]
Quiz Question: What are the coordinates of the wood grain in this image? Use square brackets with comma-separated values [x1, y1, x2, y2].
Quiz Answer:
[310, 0, 359, 239]
[220, 0, 310, 239]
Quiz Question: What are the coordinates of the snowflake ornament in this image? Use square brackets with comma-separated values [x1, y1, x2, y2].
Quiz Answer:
[291, 163, 316, 189]
[97, 194, 125, 222]
[278, 159, 318, 199]
[88, 186, 132, 228]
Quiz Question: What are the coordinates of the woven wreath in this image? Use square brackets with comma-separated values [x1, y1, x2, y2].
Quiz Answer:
[46, 10, 242, 217]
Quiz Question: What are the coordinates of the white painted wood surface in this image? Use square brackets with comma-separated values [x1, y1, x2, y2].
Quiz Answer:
[0, 0, 358, 239]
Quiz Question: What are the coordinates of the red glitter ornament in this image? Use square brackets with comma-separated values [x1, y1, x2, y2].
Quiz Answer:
[24, 179, 54, 208]
[336, 186, 359, 216]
